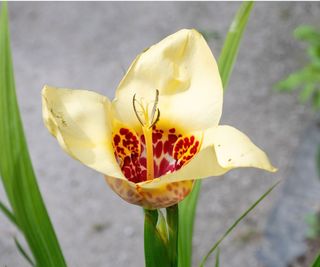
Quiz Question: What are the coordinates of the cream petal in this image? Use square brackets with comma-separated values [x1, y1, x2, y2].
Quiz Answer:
[42, 85, 124, 179]
[113, 29, 223, 132]
[206, 125, 277, 171]
[139, 125, 276, 189]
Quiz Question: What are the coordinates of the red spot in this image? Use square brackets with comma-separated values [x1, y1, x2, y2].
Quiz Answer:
[120, 128, 129, 135]
[125, 132, 133, 139]
[152, 132, 162, 143]
[164, 141, 170, 154]
[122, 167, 131, 178]
[154, 141, 163, 158]
[168, 143, 174, 155]
[190, 146, 197, 154]
[159, 158, 169, 175]
[113, 134, 120, 146]
[139, 157, 147, 167]
[154, 162, 159, 177]
[141, 170, 147, 180]
[168, 134, 178, 143]
[169, 128, 176, 133]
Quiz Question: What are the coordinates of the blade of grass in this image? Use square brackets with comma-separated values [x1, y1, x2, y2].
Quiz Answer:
[178, 3, 254, 267]
[311, 253, 320, 267]
[0, 2, 67, 266]
[167, 204, 179, 267]
[0, 200, 17, 226]
[14, 238, 35, 267]
[218, 1, 254, 89]
[199, 181, 280, 267]
[215, 248, 220, 267]
[178, 181, 201, 267]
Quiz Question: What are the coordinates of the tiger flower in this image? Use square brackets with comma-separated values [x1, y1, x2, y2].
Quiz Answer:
[42, 29, 276, 210]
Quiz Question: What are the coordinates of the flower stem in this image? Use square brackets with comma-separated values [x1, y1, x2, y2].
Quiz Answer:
[167, 204, 179, 267]
[144, 209, 170, 267]
[143, 206, 179, 267]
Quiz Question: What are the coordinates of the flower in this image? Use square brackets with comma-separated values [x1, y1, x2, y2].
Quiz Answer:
[42, 29, 276, 209]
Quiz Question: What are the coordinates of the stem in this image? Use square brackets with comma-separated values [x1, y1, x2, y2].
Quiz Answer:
[167, 204, 179, 267]
[144, 209, 170, 267]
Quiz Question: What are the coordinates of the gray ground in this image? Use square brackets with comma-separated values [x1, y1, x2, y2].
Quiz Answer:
[1, 2, 319, 267]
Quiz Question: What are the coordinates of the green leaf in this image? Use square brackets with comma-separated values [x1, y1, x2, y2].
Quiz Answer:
[312, 253, 320, 267]
[0, 2, 67, 266]
[0, 200, 17, 226]
[312, 90, 320, 110]
[307, 46, 320, 65]
[218, 1, 254, 89]
[312, 90, 320, 111]
[199, 181, 280, 267]
[14, 238, 35, 267]
[144, 209, 170, 267]
[178, 181, 201, 267]
[178, 3, 254, 267]
[299, 83, 315, 103]
[275, 70, 307, 92]
[317, 145, 320, 179]
[167, 205, 179, 267]
[215, 248, 220, 267]
[157, 209, 169, 242]
[294, 25, 320, 45]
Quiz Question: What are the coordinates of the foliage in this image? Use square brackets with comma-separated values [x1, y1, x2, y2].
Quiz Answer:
[275, 24, 320, 266]
[305, 212, 320, 240]
[0, 2, 67, 266]
[178, 2, 255, 267]
[275, 25, 320, 111]
[312, 253, 320, 267]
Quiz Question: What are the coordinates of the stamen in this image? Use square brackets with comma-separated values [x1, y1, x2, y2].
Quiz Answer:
[133, 89, 160, 128]
[132, 89, 160, 181]
[133, 94, 145, 126]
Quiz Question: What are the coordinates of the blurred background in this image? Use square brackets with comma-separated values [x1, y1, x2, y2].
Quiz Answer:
[1, 2, 320, 267]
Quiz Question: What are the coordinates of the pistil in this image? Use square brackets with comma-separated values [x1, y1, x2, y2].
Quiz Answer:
[143, 126, 154, 181]
[133, 90, 160, 181]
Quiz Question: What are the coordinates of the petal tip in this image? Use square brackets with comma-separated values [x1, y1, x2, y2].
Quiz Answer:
[268, 165, 278, 173]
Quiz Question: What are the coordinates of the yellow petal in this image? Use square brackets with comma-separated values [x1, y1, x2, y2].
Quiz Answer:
[42, 85, 124, 179]
[139, 125, 276, 189]
[113, 29, 223, 132]
[207, 125, 277, 172]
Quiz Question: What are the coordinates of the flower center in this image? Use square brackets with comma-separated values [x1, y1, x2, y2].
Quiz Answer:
[111, 90, 202, 184]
